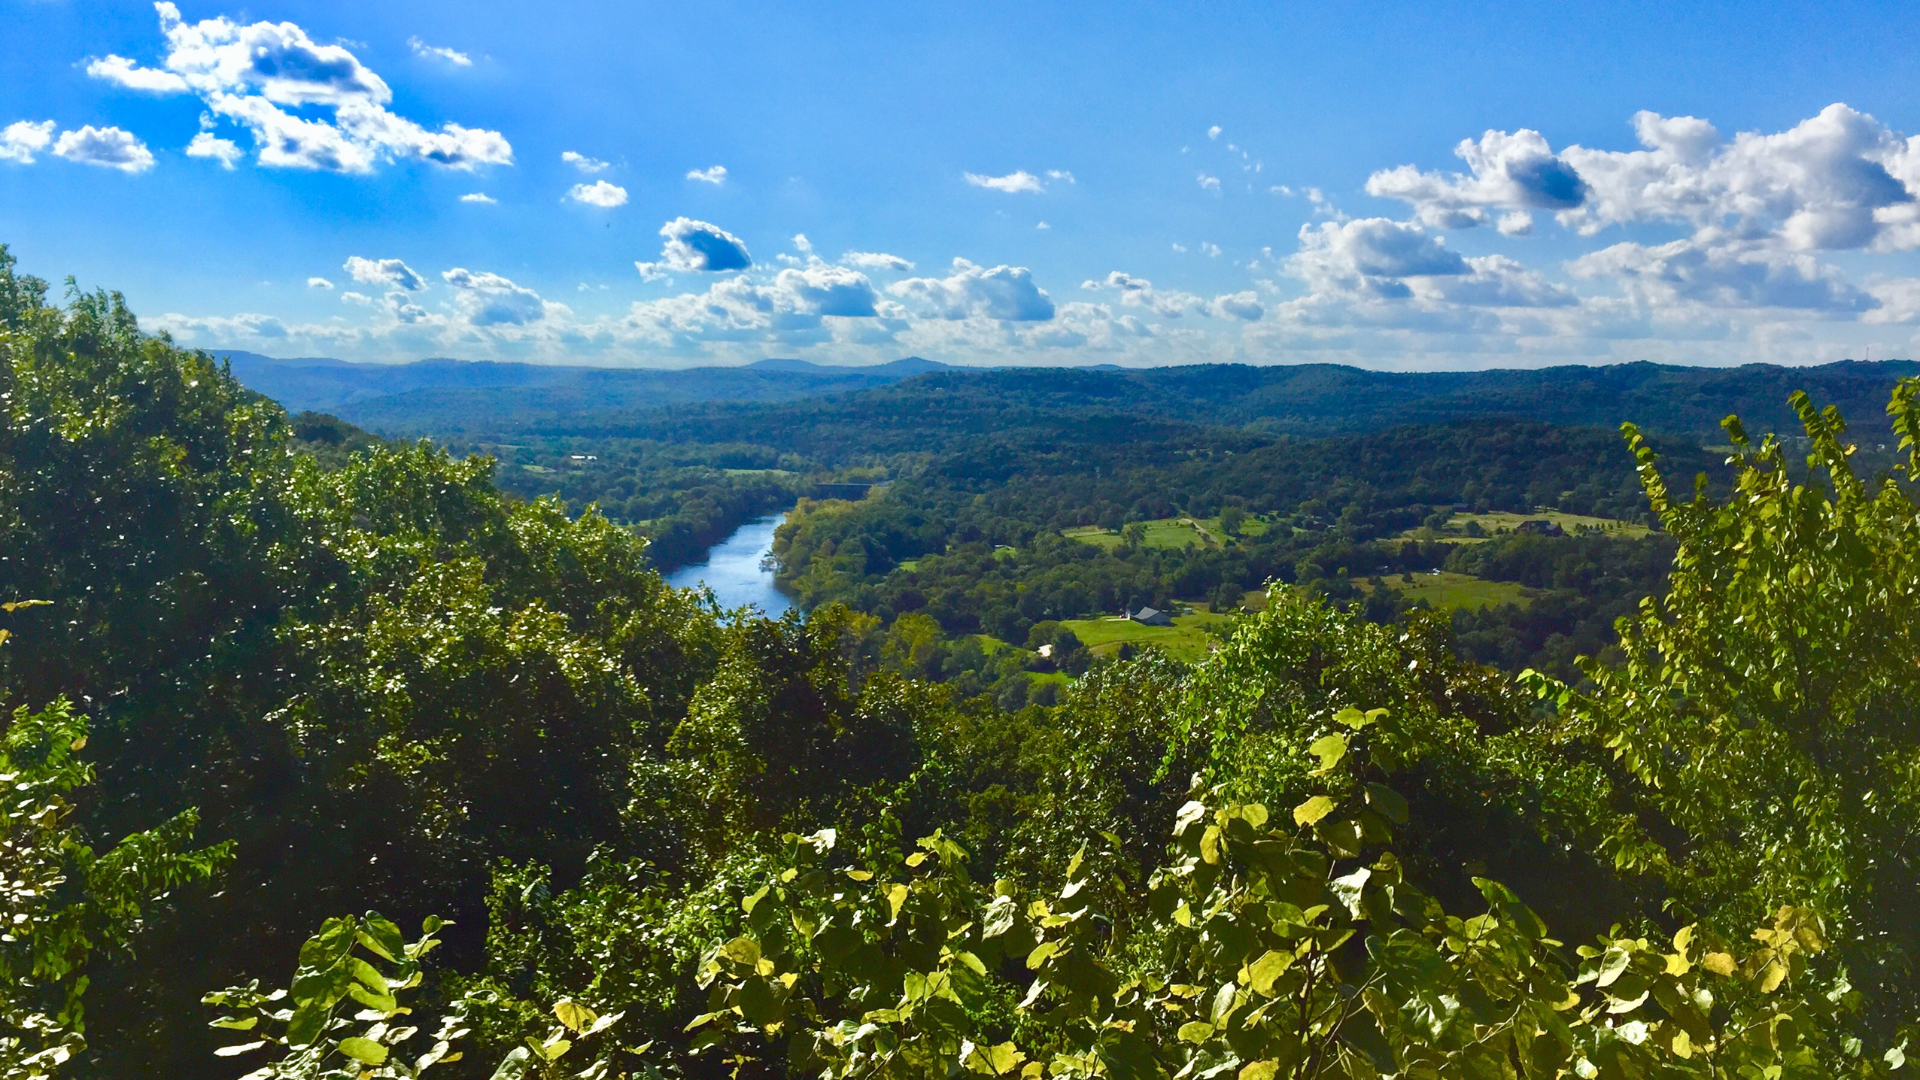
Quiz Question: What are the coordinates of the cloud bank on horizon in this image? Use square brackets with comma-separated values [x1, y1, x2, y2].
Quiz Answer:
[11, 4, 1920, 369]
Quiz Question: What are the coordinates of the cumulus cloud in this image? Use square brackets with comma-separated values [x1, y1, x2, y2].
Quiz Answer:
[1208, 125, 1222, 140]
[460, 191, 495, 203]
[1211, 291, 1264, 320]
[567, 180, 628, 207]
[562, 151, 609, 173]
[1570, 238, 1876, 312]
[1081, 271, 1205, 317]
[408, 37, 471, 66]
[1197, 173, 1221, 192]
[344, 256, 425, 291]
[890, 258, 1055, 321]
[1288, 218, 1468, 299]
[442, 268, 548, 326]
[307, 277, 333, 289]
[1367, 128, 1589, 229]
[842, 251, 915, 272]
[186, 131, 242, 168]
[624, 264, 887, 346]
[89, 3, 511, 173]
[638, 217, 753, 276]
[1369, 104, 1920, 254]
[53, 126, 154, 172]
[964, 170, 1044, 194]
[85, 53, 190, 93]
[687, 165, 727, 184]
[0, 121, 54, 164]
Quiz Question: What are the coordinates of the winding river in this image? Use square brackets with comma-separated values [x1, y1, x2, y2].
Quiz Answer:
[664, 513, 795, 616]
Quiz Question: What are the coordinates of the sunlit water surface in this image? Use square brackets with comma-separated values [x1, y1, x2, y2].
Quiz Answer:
[664, 513, 794, 616]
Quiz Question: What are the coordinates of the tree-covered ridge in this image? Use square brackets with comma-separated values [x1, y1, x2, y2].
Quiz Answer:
[2, 245, 1919, 1080]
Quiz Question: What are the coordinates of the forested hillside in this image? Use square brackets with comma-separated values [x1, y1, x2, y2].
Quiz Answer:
[6, 247, 1920, 1080]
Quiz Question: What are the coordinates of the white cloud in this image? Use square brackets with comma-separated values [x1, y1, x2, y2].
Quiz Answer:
[88, 3, 511, 173]
[964, 170, 1044, 194]
[1201, 242, 1222, 257]
[842, 251, 914, 272]
[1197, 173, 1220, 192]
[344, 256, 425, 291]
[1036, 221, 1050, 230]
[1046, 169, 1075, 183]
[562, 151, 609, 173]
[624, 264, 887, 345]
[307, 277, 333, 289]
[1208, 125, 1222, 140]
[341, 291, 372, 305]
[460, 191, 495, 203]
[85, 53, 190, 93]
[408, 37, 471, 66]
[53, 126, 154, 172]
[1211, 291, 1263, 320]
[567, 180, 628, 207]
[1368, 104, 1920, 254]
[1081, 271, 1205, 317]
[1287, 218, 1468, 299]
[1367, 128, 1588, 229]
[1569, 237, 1875, 312]
[443, 268, 548, 326]
[687, 164, 727, 184]
[638, 217, 753, 275]
[186, 131, 243, 168]
[890, 258, 1055, 321]
[0, 121, 54, 164]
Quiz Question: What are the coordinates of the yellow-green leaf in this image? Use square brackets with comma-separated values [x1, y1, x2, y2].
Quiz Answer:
[1307, 733, 1347, 775]
[554, 999, 596, 1034]
[1293, 796, 1335, 827]
[338, 1037, 389, 1065]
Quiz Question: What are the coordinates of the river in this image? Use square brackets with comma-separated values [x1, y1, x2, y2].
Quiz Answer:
[664, 513, 794, 616]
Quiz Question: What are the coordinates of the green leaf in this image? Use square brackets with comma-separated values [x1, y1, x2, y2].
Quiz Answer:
[358, 916, 406, 963]
[285, 1000, 328, 1048]
[1363, 783, 1408, 824]
[338, 1037, 389, 1065]
[213, 1041, 266, 1057]
[1307, 733, 1348, 775]
[1247, 950, 1293, 996]
[1239, 1061, 1278, 1080]
[554, 999, 596, 1034]
[1177, 1021, 1214, 1044]
[1293, 795, 1335, 827]
[490, 1046, 532, 1080]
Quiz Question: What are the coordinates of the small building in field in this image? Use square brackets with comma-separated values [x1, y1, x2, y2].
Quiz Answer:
[1513, 519, 1566, 537]
[1129, 606, 1173, 626]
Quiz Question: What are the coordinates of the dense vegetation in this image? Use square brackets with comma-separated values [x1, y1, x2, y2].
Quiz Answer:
[5, 246, 1920, 1080]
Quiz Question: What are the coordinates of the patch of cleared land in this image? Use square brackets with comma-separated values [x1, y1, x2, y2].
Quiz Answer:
[1362, 570, 1532, 612]
[1062, 605, 1234, 663]
[1064, 514, 1272, 552]
[1399, 509, 1650, 543]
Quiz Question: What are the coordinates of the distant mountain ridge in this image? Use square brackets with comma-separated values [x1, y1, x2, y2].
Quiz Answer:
[214, 351, 955, 418]
[217, 351, 1920, 443]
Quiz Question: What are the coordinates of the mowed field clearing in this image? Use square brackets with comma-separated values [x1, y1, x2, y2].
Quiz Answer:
[1062, 605, 1234, 662]
[1365, 571, 1532, 611]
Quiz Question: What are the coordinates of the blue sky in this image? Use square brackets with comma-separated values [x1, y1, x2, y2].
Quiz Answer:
[6, 1, 1920, 369]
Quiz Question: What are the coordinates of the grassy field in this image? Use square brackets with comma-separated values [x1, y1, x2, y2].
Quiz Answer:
[1062, 605, 1234, 663]
[1064, 514, 1272, 552]
[1364, 571, 1531, 611]
[1398, 509, 1651, 543]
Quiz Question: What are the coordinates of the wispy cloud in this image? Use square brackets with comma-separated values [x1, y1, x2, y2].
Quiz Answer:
[562, 151, 609, 173]
[407, 36, 472, 66]
[964, 170, 1045, 194]
[687, 164, 727, 184]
